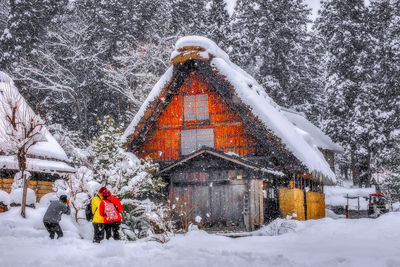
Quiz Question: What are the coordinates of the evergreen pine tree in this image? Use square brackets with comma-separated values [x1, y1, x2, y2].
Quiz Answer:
[204, 0, 231, 49]
[170, 0, 207, 36]
[315, 0, 370, 185]
[231, 0, 317, 111]
[91, 116, 169, 240]
[0, 0, 67, 67]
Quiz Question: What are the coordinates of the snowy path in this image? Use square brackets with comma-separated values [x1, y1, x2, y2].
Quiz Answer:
[1, 208, 400, 267]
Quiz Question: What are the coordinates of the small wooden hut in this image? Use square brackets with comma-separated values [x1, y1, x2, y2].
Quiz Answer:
[0, 72, 75, 207]
[124, 36, 341, 231]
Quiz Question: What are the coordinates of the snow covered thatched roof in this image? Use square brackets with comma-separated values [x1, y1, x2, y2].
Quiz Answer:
[281, 108, 344, 153]
[124, 36, 337, 184]
[0, 71, 73, 174]
[0, 155, 75, 174]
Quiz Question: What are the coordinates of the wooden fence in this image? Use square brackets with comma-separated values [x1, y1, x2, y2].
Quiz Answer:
[0, 178, 55, 202]
[279, 187, 325, 220]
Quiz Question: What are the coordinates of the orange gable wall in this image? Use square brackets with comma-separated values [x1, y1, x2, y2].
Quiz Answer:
[137, 72, 257, 161]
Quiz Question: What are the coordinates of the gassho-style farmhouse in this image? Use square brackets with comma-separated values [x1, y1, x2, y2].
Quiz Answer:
[1, 36, 342, 231]
[123, 36, 343, 231]
[0, 72, 74, 212]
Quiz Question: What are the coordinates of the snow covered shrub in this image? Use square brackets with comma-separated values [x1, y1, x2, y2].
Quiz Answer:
[12, 171, 31, 190]
[54, 166, 100, 222]
[254, 218, 299, 236]
[0, 190, 10, 211]
[91, 117, 173, 240]
[9, 188, 36, 207]
[110, 155, 173, 241]
[172, 198, 196, 232]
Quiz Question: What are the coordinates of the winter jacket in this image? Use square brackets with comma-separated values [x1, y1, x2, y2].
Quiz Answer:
[91, 194, 104, 223]
[43, 200, 71, 223]
[99, 195, 123, 223]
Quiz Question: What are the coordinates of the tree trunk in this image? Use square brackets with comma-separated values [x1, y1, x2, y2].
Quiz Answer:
[21, 172, 28, 218]
[350, 148, 358, 186]
[18, 150, 28, 218]
[366, 148, 372, 187]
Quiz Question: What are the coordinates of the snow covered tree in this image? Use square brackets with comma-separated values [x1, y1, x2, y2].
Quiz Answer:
[367, 0, 400, 170]
[0, 75, 44, 218]
[230, 0, 318, 111]
[91, 116, 127, 187]
[204, 0, 231, 50]
[54, 166, 100, 222]
[10, 7, 122, 140]
[103, 38, 174, 123]
[0, 0, 9, 33]
[315, 0, 371, 185]
[91, 116, 170, 240]
[0, 0, 67, 67]
[170, 0, 207, 36]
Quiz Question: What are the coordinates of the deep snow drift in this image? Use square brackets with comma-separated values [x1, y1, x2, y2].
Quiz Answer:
[1, 207, 400, 267]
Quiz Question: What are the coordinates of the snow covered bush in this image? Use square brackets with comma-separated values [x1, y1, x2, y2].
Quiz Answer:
[91, 116, 173, 240]
[9, 188, 36, 207]
[253, 218, 299, 236]
[53, 166, 100, 223]
[0, 190, 10, 211]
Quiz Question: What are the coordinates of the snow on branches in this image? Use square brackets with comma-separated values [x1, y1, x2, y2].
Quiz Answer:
[91, 116, 171, 240]
[0, 76, 44, 217]
[0, 80, 45, 157]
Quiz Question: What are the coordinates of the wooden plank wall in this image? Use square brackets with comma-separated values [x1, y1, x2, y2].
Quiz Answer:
[306, 191, 326, 219]
[279, 188, 305, 220]
[0, 178, 55, 202]
[169, 169, 265, 231]
[138, 72, 258, 161]
[249, 179, 264, 229]
[279, 188, 326, 221]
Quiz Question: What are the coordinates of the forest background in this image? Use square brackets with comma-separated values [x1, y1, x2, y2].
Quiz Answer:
[0, 0, 399, 189]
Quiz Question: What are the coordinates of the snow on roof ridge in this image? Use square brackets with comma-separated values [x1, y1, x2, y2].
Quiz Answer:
[0, 71, 70, 162]
[171, 35, 231, 63]
[124, 36, 336, 183]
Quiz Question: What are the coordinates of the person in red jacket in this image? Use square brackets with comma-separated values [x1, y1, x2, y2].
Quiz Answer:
[99, 189, 123, 240]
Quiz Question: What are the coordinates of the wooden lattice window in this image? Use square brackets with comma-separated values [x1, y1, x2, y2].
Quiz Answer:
[184, 94, 209, 121]
[181, 128, 214, 155]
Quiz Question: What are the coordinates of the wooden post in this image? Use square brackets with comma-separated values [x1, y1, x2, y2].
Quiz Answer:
[303, 188, 308, 221]
[21, 173, 28, 218]
[345, 194, 349, 219]
[357, 196, 360, 218]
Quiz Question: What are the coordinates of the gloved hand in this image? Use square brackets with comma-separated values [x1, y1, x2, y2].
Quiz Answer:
[67, 200, 70, 206]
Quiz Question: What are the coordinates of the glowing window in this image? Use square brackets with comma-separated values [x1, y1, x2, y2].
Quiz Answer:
[181, 128, 214, 155]
[184, 94, 209, 121]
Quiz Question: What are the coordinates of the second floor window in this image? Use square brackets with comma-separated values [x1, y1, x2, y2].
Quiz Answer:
[184, 94, 209, 121]
[181, 128, 214, 155]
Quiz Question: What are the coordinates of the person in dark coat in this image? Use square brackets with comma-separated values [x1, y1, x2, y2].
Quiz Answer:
[43, 195, 71, 239]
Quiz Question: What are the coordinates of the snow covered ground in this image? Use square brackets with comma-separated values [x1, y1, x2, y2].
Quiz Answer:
[1, 207, 400, 267]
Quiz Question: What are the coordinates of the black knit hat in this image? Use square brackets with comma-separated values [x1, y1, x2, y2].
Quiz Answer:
[60, 195, 68, 203]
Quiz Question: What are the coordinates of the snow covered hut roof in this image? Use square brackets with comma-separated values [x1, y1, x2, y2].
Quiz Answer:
[0, 155, 75, 174]
[0, 71, 70, 163]
[281, 108, 344, 153]
[123, 36, 336, 184]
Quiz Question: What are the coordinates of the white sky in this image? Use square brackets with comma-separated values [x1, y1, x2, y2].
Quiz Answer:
[305, 0, 321, 21]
